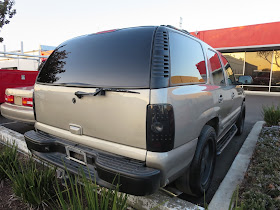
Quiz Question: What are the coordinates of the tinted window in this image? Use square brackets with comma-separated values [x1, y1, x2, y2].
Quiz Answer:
[245, 51, 272, 86]
[208, 50, 225, 86]
[221, 56, 236, 85]
[169, 31, 206, 84]
[37, 27, 155, 88]
[272, 50, 280, 87]
[223, 52, 245, 79]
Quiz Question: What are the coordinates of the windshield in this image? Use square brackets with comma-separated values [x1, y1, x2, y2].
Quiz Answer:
[37, 27, 155, 88]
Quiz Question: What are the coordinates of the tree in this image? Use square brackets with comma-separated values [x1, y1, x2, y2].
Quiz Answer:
[257, 51, 280, 68]
[0, 0, 16, 42]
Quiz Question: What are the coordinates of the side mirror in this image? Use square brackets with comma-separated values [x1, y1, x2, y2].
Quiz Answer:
[237, 76, 253, 85]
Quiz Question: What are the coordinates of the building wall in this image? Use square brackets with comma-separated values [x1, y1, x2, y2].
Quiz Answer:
[191, 22, 280, 92]
[191, 22, 280, 49]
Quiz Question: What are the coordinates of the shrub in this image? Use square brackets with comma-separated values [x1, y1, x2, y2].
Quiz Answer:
[0, 143, 19, 180]
[5, 158, 57, 207]
[237, 128, 280, 210]
[55, 168, 128, 210]
[262, 104, 280, 126]
[241, 190, 276, 210]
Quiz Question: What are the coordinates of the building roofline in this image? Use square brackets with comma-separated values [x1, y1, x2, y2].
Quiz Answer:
[217, 44, 280, 53]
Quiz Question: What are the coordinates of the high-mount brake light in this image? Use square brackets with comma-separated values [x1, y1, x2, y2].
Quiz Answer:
[5, 94, 14, 104]
[96, 29, 117, 34]
[146, 104, 175, 152]
[22, 97, 33, 107]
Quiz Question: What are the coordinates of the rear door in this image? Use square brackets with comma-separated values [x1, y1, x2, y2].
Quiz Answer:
[35, 27, 156, 150]
[220, 55, 243, 120]
[207, 49, 233, 134]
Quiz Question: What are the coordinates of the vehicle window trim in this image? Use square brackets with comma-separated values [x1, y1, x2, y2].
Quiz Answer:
[208, 48, 227, 86]
[220, 55, 237, 86]
[35, 82, 149, 89]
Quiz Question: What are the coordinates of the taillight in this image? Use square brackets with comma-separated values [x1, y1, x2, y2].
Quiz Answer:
[146, 104, 175, 152]
[5, 94, 14, 104]
[22, 97, 33, 107]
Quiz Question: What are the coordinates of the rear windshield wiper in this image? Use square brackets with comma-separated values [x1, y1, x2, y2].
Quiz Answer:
[55, 82, 95, 87]
[75, 88, 140, 99]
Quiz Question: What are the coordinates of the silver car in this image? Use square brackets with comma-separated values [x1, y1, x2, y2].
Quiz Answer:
[24, 26, 246, 196]
[1, 86, 35, 123]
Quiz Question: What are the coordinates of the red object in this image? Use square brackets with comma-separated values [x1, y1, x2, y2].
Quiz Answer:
[4, 94, 14, 104]
[0, 70, 38, 103]
[22, 97, 33, 107]
[96, 29, 117, 34]
[191, 22, 280, 49]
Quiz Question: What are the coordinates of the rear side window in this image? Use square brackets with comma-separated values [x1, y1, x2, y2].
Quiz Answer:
[208, 50, 225, 86]
[169, 31, 206, 85]
[37, 27, 155, 88]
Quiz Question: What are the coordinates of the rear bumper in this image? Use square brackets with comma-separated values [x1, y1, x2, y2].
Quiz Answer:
[24, 130, 161, 196]
[1, 103, 35, 123]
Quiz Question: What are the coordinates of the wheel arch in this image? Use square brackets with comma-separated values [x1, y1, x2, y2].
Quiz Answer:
[205, 117, 219, 136]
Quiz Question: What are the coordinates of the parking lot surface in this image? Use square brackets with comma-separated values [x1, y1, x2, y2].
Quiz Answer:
[0, 94, 279, 206]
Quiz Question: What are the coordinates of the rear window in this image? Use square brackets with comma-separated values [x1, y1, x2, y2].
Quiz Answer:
[37, 27, 155, 88]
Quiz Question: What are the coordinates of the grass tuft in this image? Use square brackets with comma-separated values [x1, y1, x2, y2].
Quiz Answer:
[0, 143, 19, 180]
[4, 157, 57, 208]
[0, 143, 128, 209]
[55, 167, 128, 210]
[262, 104, 280, 126]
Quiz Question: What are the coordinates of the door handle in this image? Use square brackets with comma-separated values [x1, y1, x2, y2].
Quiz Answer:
[231, 92, 235, 99]
[218, 95, 223, 103]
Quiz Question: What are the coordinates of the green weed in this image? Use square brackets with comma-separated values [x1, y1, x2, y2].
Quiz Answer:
[4, 157, 56, 207]
[55, 167, 128, 210]
[262, 104, 280, 126]
[229, 186, 244, 210]
[0, 143, 19, 180]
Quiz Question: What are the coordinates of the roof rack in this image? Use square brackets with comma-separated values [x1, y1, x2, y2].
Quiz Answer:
[161, 25, 191, 35]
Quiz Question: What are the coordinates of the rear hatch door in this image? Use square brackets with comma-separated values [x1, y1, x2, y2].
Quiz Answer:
[35, 27, 156, 149]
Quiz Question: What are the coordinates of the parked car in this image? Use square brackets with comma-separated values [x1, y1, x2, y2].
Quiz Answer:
[1, 86, 35, 124]
[24, 26, 247, 197]
[0, 70, 38, 103]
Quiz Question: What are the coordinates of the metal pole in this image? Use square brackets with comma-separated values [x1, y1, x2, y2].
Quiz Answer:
[268, 51, 274, 92]
[0, 55, 42, 61]
[0, 51, 48, 58]
[38, 45, 41, 69]
[179, 17, 183, 29]
[21, 41, 24, 54]
[3, 45, 6, 57]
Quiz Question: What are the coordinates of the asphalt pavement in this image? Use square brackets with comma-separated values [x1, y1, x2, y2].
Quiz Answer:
[0, 94, 279, 206]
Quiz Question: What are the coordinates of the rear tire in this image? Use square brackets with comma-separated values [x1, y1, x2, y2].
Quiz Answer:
[175, 125, 216, 197]
[236, 104, 245, 136]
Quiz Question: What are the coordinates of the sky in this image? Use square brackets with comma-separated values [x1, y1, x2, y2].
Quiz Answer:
[0, 0, 279, 52]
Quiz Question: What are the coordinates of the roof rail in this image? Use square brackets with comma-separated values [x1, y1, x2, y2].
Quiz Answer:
[161, 25, 191, 35]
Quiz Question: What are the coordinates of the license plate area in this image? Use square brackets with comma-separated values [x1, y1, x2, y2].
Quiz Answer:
[65, 146, 87, 165]
[14, 96, 22, 105]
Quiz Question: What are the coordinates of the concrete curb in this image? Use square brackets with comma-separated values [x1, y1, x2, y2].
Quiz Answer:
[0, 126, 30, 154]
[126, 190, 203, 210]
[0, 125, 203, 210]
[208, 121, 265, 210]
